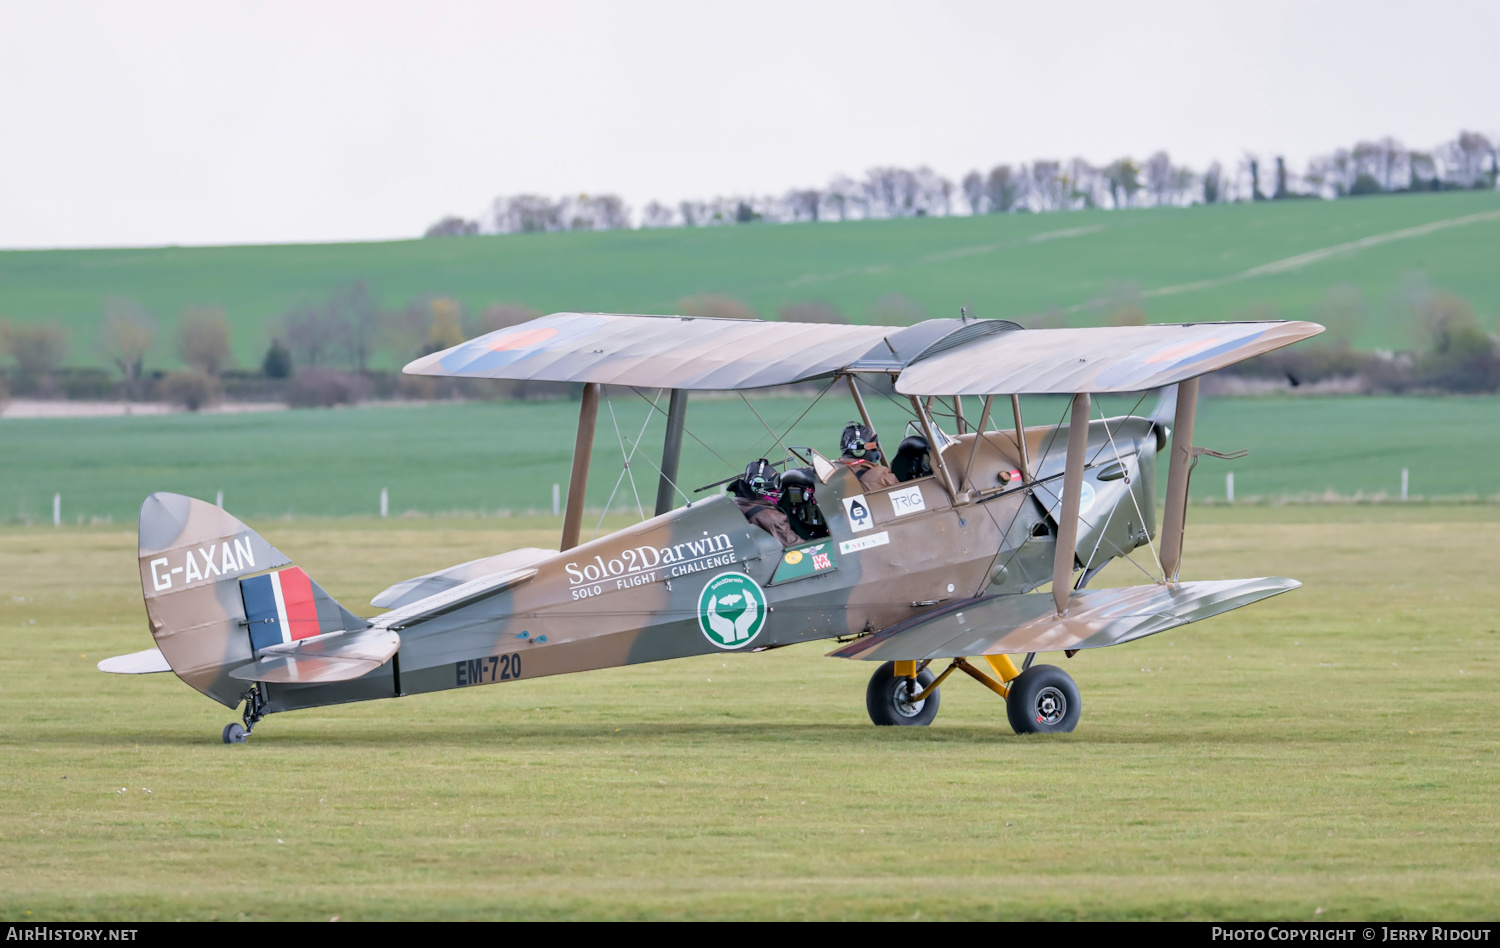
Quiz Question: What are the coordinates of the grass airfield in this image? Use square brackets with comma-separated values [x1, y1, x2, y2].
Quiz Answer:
[2, 506, 1498, 920]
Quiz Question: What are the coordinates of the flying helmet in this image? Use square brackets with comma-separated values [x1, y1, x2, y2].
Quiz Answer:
[840, 421, 881, 463]
[743, 458, 781, 500]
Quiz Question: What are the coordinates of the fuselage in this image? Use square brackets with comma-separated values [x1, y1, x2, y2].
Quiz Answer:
[264, 415, 1160, 714]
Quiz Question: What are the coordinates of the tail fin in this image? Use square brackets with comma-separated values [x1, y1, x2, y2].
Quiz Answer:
[136, 492, 368, 707]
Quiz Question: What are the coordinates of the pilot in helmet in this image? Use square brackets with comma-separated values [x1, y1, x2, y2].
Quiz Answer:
[729, 458, 800, 547]
[837, 421, 899, 491]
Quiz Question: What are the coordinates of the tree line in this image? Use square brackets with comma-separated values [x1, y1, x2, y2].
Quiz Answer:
[426, 129, 1499, 237]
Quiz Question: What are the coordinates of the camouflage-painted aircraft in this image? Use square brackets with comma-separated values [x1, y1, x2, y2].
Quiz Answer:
[100, 313, 1322, 742]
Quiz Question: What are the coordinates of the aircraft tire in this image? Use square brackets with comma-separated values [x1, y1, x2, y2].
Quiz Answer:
[222, 723, 248, 744]
[1005, 665, 1081, 734]
[866, 662, 940, 727]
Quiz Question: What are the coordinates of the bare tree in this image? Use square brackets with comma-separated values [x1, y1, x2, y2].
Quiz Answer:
[1408, 151, 1438, 190]
[423, 216, 479, 237]
[1444, 131, 1495, 188]
[492, 194, 562, 233]
[823, 175, 863, 221]
[1202, 162, 1224, 204]
[1028, 161, 1064, 211]
[1143, 152, 1176, 205]
[1101, 159, 1140, 208]
[558, 194, 631, 230]
[282, 303, 345, 368]
[985, 164, 1023, 212]
[329, 282, 379, 372]
[914, 167, 953, 216]
[177, 307, 232, 376]
[863, 167, 917, 218]
[99, 298, 155, 398]
[0, 321, 68, 394]
[640, 201, 677, 228]
[960, 171, 985, 215]
[784, 189, 822, 222]
[1065, 158, 1101, 209]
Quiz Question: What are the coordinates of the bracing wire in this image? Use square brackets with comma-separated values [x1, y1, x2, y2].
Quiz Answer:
[591, 390, 661, 539]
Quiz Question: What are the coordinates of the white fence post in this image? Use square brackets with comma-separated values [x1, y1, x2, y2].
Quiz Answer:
[52, 493, 60, 527]
[1226, 471, 1235, 505]
[552, 483, 560, 517]
[1401, 468, 1409, 502]
[216, 489, 224, 508]
[380, 488, 389, 518]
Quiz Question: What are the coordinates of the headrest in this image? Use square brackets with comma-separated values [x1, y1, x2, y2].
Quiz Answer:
[896, 435, 929, 456]
[780, 467, 816, 488]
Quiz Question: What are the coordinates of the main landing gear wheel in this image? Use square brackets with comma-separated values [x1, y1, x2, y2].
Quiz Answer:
[1005, 664, 1081, 734]
[866, 661, 940, 726]
[222, 722, 248, 744]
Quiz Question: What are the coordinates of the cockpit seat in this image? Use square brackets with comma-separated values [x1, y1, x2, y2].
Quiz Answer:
[778, 467, 829, 540]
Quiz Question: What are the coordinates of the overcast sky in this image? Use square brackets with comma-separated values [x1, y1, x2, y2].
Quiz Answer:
[1, 0, 1495, 249]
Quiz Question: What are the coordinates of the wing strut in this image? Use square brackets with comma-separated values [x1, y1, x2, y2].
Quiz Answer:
[561, 382, 601, 551]
[1158, 378, 1198, 581]
[845, 375, 874, 430]
[1052, 393, 1090, 615]
[654, 389, 689, 516]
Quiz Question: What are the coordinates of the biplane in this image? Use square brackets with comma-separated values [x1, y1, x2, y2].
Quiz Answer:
[100, 312, 1322, 741]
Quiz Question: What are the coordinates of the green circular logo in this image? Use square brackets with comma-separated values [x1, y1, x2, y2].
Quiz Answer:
[697, 572, 768, 649]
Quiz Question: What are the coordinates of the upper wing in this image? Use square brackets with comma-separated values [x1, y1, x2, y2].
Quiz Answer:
[404, 312, 895, 390]
[827, 578, 1300, 662]
[895, 321, 1323, 395]
[406, 313, 1322, 395]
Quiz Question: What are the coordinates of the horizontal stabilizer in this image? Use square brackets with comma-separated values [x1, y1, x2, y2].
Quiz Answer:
[228, 627, 401, 684]
[828, 577, 1301, 662]
[98, 647, 173, 674]
[371, 547, 553, 609]
[370, 567, 538, 631]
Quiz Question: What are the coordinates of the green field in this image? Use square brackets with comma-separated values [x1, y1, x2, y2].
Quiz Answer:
[2, 191, 1498, 369]
[1, 505, 1496, 920]
[2, 394, 1497, 525]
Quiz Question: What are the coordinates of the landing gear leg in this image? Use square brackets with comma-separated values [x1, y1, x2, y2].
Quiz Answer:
[223, 684, 267, 744]
[866, 662, 941, 726]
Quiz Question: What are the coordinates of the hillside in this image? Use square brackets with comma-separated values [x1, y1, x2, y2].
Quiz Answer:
[1, 191, 1497, 371]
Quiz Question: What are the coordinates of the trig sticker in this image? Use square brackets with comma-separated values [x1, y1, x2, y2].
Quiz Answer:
[842, 495, 874, 532]
[888, 485, 925, 517]
[839, 531, 889, 555]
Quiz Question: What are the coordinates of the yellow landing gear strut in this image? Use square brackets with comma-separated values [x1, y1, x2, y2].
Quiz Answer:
[900, 653, 1022, 703]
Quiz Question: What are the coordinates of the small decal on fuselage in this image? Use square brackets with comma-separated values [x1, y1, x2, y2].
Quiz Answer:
[698, 573, 768, 649]
[839, 531, 890, 555]
[842, 495, 873, 532]
[888, 485, 925, 517]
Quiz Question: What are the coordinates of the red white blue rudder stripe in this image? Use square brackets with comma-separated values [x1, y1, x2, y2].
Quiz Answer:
[241, 566, 352, 652]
